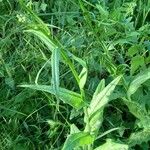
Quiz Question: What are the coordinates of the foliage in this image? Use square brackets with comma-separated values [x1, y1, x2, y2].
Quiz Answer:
[0, 0, 150, 149]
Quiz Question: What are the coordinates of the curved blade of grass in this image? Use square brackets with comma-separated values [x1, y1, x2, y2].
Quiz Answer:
[35, 59, 51, 84]
[62, 132, 94, 150]
[127, 68, 150, 99]
[19, 84, 85, 109]
[96, 127, 119, 140]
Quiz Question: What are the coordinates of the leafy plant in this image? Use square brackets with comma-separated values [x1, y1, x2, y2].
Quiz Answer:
[1, 0, 150, 149]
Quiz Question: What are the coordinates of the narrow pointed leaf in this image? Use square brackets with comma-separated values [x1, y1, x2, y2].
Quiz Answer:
[71, 54, 88, 89]
[19, 85, 85, 109]
[85, 76, 121, 133]
[79, 67, 87, 89]
[51, 48, 60, 95]
[25, 29, 56, 52]
[92, 79, 105, 100]
[89, 76, 122, 116]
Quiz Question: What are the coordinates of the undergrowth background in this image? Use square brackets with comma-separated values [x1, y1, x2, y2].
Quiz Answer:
[0, 0, 150, 150]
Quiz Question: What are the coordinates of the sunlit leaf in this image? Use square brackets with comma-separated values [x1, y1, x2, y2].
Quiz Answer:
[62, 132, 94, 150]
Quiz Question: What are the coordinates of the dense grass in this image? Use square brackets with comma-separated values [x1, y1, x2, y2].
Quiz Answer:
[0, 0, 150, 150]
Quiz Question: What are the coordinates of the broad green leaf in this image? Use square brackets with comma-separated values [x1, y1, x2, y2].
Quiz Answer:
[128, 129, 150, 146]
[62, 132, 94, 150]
[25, 29, 56, 52]
[130, 55, 145, 75]
[94, 139, 129, 150]
[85, 76, 122, 133]
[127, 68, 150, 98]
[19, 85, 85, 109]
[126, 45, 140, 57]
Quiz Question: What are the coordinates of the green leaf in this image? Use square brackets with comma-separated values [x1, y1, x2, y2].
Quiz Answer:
[79, 67, 88, 89]
[85, 76, 122, 133]
[92, 79, 105, 100]
[71, 54, 88, 89]
[130, 55, 145, 75]
[126, 45, 140, 57]
[62, 132, 94, 150]
[122, 98, 150, 128]
[51, 48, 60, 95]
[70, 124, 80, 134]
[19, 85, 85, 109]
[94, 139, 129, 150]
[25, 29, 56, 52]
[25, 28, 82, 89]
[128, 129, 150, 146]
[127, 68, 150, 98]
[122, 98, 147, 120]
